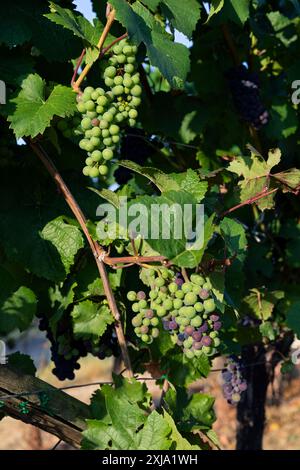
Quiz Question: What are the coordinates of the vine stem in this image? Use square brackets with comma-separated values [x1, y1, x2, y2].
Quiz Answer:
[221, 188, 278, 217]
[71, 48, 86, 88]
[73, 8, 116, 92]
[27, 139, 133, 378]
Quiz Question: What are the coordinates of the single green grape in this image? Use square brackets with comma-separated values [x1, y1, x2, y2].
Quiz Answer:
[127, 291, 137, 301]
[91, 150, 102, 162]
[99, 165, 108, 176]
[104, 66, 117, 78]
[89, 166, 99, 178]
[102, 148, 113, 160]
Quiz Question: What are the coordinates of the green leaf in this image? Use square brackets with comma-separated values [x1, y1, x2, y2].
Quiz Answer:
[45, 2, 103, 46]
[49, 283, 77, 336]
[219, 218, 247, 262]
[273, 168, 300, 193]
[161, 351, 211, 386]
[259, 321, 276, 341]
[89, 187, 121, 209]
[7, 352, 36, 376]
[165, 387, 215, 432]
[8, 74, 76, 138]
[170, 169, 208, 203]
[81, 420, 112, 450]
[286, 301, 300, 336]
[0, 286, 37, 334]
[71, 301, 114, 340]
[140, 0, 160, 11]
[163, 410, 201, 450]
[110, 0, 190, 88]
[161, 0, 201, 38]
[136, 411, 171, 450]
[206, 0, 224, 22]
[226, 0, 250, 25]
[41, 216, 84, 276]
[171, 213, 215, 268]
[227, 148, 281, 210]
[243, 289, 284, 321]
[115, 190, 214, 268]
[118, 161, 180, 192]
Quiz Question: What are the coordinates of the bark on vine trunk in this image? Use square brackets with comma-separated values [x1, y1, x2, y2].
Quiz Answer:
[236, 345, 268, 450]
[236, 333, 294, 450]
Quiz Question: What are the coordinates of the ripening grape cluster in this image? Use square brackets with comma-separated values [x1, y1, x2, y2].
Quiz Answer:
[127, 268, 222, 358]
[76, 39, 142, 178]
[39, 313, 119, 381]
[227, 64, 269, 130]
[126, 290, 160, 344]
[221, 356, 248, 405]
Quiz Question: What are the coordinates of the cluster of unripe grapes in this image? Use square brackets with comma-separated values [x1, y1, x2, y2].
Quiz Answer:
[221, 356, 248, 405]
[127, 290, 160, 344]
[76, 39, 142, 178]
[127, 268, 222, 359]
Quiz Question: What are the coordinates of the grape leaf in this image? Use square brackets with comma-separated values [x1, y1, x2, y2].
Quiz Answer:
[273, 168, 300, 193]
[7, 352, 36, 376]
[226, 0, 250, 25]
[165, 387, 215, 432]
[163, 410, 201, 450]
[41, 217, 84, 277]
[71, 301, 114, 340]
[0, 0, 82, 61]
[45, 2, 101, 44]
[0, 286, 37, 335]
[227, 148, 281, 210]
[206, 0, 224, 22]
[8, 74, 77, 139]
[49, 283, 77, 335]
[161, 0, 201, 39]
[140, 0, 161, 11]
[243, 289, 284, 321]
[219, 218, 247, 262]
[119, 160, 180, 192]
[136, 411, 171, 450]
[170, 169, 208, 203]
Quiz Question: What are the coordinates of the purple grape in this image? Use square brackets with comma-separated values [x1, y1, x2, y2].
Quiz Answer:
[192, 331, 202, 342]
[185, 326, 194, 336]
[222, 370, 233, 382]
[163, 320, 170, 331]
[223, 384, 233, 394]
[169, 320, 178, 330]
[199, 289, 209, 300]
[140, 325, 149, 334]
[213, 321, 222, 331]
[210, 314, 219, 322]
[193, 341, 202, 350]
[178, 333, 185, 341]
[137, 291, 146, 300]
[202, 336, 212, 347]
[199, 322, 208, 333]
[145, 309, 154, 319]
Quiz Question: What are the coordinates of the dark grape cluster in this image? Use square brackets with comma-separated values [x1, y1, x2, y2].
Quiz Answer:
[39, 313, 119, 381]
[127, 268, 222, 358]
[39, 316, 81, 380]
[76, 39, 142, 178]
[227, 65, 269, 130]
[221, 355, 248, 405]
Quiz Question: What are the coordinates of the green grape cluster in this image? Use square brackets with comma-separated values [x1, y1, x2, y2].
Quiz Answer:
[127, 268, 222, 359]
[76, 39, 142, 178]
[127, 290, 160, 344]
